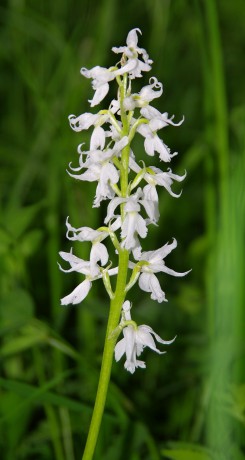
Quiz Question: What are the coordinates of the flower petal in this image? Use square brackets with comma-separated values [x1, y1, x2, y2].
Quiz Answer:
[139, 273, 167, 303]
[114, 338, 126, 362]
[90, 242, 109, 276]
[61, 279, 91, 305]
[89, 83, 109, 107]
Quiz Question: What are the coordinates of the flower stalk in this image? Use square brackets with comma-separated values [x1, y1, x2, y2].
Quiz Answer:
[82, 249, 129, 460]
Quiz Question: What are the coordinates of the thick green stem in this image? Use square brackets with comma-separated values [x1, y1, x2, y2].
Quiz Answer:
[81, 249, 129, 460]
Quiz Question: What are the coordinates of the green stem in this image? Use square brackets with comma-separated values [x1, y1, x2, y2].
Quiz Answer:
[81, 249, 129, 460]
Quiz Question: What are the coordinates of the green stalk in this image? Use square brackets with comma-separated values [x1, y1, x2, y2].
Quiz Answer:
[81, 249, 129, 460]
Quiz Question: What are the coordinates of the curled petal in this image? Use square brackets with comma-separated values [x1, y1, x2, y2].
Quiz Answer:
[126, 28, 142, 47]
[90, 242, 109, 276]
[104, 197, 125, 224]
[138, 325, 176, 345]
[136, 328, 166, 354]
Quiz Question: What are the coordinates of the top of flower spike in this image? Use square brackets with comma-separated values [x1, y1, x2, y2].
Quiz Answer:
[112, 28, 153, 79]
[80, 28, 153, 107]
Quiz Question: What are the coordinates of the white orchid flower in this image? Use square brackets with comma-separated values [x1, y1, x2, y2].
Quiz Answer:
[113, 28, 152, 79]
[104, 188, 160, 254]
[114, 301, 175, 373]
[67, 137, 128, 206]
[80, 65, 116, 107]
[65, 217, 108, 243]
[137, 122, 177, 161]
[124, 77, 163, 111]
[121, 199, 148, 253]
[132, 239, 191, 302]
[141, 106, 184, 131]
[68, 112, 100, 132]
[68, 111, 111, 133]
[59, 248, 117, 305]
[129, 157, 187, 198]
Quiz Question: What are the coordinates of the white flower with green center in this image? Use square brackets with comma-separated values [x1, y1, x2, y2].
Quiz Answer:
[141, 106, 184, 130]
[104, 188, 161, 255]
[137, 122, 177, 161]
[80, 65, 116, 107]
[65, 217, 108, 243]
[67, 137, 128, 206]
[59, 249, 117, 305]
[115, 301, 175, 373]
[68, 112, 100, 132]
[129, 157, 187, 198]
[123, 77, 163, 111]
[112, 28, 153, 79]
[132, 239, 191, 302]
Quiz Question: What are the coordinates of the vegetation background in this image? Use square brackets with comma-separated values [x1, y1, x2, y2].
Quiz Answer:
[0, 0, 244, 459]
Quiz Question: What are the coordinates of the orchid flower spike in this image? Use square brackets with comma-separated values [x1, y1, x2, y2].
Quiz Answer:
[59, 27, 190, 374]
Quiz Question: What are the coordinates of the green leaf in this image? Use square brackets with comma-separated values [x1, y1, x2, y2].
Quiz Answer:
[3, 202, 44, 239]
[1, 332, 47, 357]
[162, 443, 214, 460]
[0, 376, 116, 422]
[222, 384, 245, 424]
[20, 229, 43, 257]
[0, 289, 34, 334]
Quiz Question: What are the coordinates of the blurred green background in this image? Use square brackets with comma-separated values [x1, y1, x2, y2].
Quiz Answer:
[0, 0, 245, 459]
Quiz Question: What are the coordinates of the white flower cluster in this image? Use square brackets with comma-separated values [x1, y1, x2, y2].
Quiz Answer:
[59, 28, 189, 373]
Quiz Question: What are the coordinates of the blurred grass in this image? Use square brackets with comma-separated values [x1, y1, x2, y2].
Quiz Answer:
[0, 0, 245, 459]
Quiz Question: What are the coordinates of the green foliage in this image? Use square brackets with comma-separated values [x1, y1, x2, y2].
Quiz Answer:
[0, 0, 244, 459]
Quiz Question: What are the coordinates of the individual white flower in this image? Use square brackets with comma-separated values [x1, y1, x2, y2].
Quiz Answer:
[121, 199, 148, 253]
[129, 157, 187, 198]
[137, 122, 177, 162]
[80, 65, 116, 107]
[65, 217, 108, 243]
[67, 137, 128, 207]
[132, 239, 190, 302]
[114, 301, 175, 373]
[136, 108, 184, 162]
[144, 167, 186, 198]
[141, 106, 184, 131]
[104, 188, 159, 254]
[113, 28, 152, 79]
[68, 111, 112, 134]
[105, 188, 158, 225]
[141, 183, 159, 223]
[59, 249, 117, 305]
[123, 77, 163, 111]
[59, 244, 108, 278]
[64, 217, 117, 277]
[68, 113, 100, 132]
